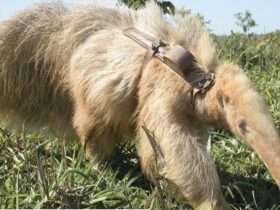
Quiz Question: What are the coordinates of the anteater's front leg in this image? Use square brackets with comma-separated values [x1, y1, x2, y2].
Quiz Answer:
[72, 98, 116, 160]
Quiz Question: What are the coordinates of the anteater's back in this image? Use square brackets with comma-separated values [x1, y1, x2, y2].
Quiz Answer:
[0, 2, 216, 134]
[0, 3, 70, 128]
[0, 3, 131, 129]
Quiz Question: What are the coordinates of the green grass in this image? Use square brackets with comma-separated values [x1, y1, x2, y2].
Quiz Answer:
[1, 32, 280, 209]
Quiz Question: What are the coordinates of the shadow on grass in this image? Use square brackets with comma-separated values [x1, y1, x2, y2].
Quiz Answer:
[220, 169, 280, 209]
[107, 143, 152, 191]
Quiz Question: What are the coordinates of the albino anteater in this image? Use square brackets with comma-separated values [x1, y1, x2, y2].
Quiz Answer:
[0, 2, 279, 209]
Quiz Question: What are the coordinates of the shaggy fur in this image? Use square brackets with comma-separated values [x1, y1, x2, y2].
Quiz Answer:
[1, 2, 279, 210]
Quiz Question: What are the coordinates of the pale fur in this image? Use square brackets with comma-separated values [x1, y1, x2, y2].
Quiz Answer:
[1, 2, 279, 210]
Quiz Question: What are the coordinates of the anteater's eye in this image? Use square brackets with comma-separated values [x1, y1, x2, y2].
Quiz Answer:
[224, 96, 230, 104]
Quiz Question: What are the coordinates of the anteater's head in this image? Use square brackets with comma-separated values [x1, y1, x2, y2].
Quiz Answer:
[195, 63, 280, 188]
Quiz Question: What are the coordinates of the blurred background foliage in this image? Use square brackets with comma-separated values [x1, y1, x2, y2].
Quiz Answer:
[118, 0, 175, 14]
